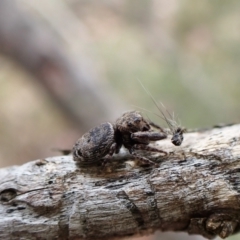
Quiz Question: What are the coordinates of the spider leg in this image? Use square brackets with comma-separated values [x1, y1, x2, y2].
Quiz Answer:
[133, 144, 168, 156]
[101, 141, 123, 168]
[131, 131, 167, 143]
[52, 148, 72, 155]
[128, 144, 167, 166]
[130, 151, 158, 166]
[108, 142, 117, 156]
[114, 142, 122, 154]
[101, 142, 117, 167]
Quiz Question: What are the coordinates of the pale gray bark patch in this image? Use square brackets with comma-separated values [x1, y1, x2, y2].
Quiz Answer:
[1, 124, 240, 239]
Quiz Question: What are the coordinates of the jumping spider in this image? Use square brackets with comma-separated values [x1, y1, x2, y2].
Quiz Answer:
[73, 111, 168, 166]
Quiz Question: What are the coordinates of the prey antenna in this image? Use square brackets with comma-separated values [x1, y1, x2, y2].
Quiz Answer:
[131, 104, 167, 122]
[137, 79, 185, 146]
[137, 79, 174, 131]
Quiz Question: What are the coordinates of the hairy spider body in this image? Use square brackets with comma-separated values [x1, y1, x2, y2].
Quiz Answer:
[73, 111, 167, 165]
[73, 122, 115, 163]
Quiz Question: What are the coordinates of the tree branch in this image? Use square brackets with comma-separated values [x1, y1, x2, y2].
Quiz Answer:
[1, 124, 240, 239]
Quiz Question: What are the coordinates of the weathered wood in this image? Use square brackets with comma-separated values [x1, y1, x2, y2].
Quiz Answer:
[0, 124, 240, 240]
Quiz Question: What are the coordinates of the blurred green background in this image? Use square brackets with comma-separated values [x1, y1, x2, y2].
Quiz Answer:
[0, 1, 240, 239]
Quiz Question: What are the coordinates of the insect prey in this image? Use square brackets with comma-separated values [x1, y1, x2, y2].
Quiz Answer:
[137, 80, 186, 147]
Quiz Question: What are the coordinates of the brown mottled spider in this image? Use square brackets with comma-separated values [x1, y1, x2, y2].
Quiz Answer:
[73, 111, 168, 165]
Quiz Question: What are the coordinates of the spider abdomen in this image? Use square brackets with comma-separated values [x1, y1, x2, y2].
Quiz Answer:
[73, 122, 115, 163]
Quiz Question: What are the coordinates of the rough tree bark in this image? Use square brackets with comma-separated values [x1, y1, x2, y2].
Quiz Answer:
[0, 124, 240, 240]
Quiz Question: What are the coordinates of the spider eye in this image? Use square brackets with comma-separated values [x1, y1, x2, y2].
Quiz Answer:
[133, 117, 141, 124]
[127, 123, 133, 127]
[73, 148, 83, 161]
[77, 149, 83, 157]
